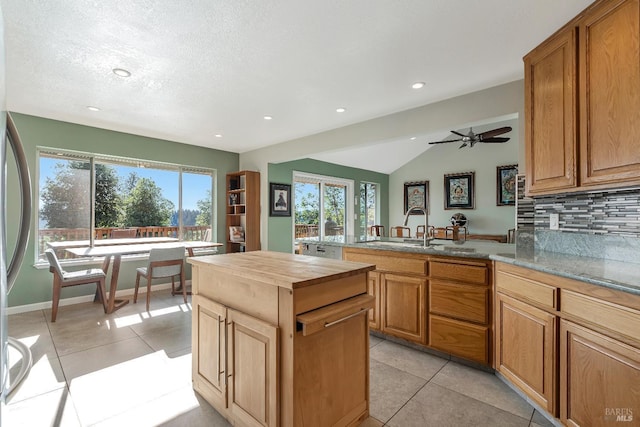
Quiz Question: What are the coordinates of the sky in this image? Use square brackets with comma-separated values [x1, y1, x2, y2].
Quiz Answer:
[39, 157, 212, 211]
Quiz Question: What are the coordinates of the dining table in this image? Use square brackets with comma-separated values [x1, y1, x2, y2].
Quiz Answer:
[65, 240, 223, 313]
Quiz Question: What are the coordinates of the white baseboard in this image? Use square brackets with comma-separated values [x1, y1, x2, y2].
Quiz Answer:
[6, 281, 182, 315]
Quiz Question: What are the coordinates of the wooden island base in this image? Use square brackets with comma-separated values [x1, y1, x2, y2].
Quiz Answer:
[188, 251, 375, 427]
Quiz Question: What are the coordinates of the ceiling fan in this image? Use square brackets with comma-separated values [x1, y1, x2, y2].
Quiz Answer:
[427, 126, 512, 149]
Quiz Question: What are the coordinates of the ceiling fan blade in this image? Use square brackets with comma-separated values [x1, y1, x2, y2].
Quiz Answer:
[478, 126, 512, 139]
[428, 139, 462, 145]
[481, 137, 510, 143]
[451, 130, 466, 138]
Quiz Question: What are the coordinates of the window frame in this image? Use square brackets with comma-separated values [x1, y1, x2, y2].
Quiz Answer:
[36, 147, 216, 265]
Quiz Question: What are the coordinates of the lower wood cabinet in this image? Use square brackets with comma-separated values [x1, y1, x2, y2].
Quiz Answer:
[192, 295, 279, 427]
[495, 292, 557, 414]
[560, 320, 640, 427]
[429, 314, 489, 364]
[381, 273, 427, 345]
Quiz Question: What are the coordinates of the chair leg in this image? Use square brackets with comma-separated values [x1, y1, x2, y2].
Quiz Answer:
[51, 278, 61, 322]
[146, 275, 152, 311]
[171, 277, 176, 295]
[134, 272, 141, 303]
[96, 278, 108, 314]
[181, 270, 187, 304]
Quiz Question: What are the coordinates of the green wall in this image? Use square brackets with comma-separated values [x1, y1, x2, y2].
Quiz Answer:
[6, 113, 239, 308]
[267, 158, 389, 253]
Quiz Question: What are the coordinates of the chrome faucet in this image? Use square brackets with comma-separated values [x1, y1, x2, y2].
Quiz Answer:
[403, 206, 429, 247]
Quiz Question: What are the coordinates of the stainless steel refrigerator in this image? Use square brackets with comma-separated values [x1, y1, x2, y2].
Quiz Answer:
[1, 4, 33, 416]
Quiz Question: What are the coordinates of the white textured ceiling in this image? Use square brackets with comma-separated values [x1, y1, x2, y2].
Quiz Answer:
[1, 0, 593, 172]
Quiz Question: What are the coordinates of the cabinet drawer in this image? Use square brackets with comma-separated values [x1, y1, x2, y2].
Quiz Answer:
[429, 315, 490, 365]
[561, 289, 640, 343]
[430, 281, 489, 325]
[430, 261, 488, 285]
[495, 267, 557, 309]
[343, 251, 427, 276]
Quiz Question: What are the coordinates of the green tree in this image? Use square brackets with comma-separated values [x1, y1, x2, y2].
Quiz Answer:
[196, 190, 212, 226]
[324, 185, 345, 225]
[95, 164, 122, 227]
[294, 183, 319, 225]
[122, 176, 174, 226]
[40, 161, 121, 229]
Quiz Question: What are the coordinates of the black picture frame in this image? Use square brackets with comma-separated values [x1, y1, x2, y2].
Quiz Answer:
[269, 183, 291, 217]
[496, 164, 518, 206]
[404, 181, 429, 214]
[444, 172, 475, 210]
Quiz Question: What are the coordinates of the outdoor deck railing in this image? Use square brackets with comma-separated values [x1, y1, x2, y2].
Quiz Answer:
[39, 226, 211, 255]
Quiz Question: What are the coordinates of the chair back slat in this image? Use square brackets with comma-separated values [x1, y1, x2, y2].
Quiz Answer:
[148, 246, 185, 278]
[45, 249, 65, 277]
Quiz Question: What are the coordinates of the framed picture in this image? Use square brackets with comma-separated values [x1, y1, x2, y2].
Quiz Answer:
[404, 181, 429, 214]
[229, 226, 245, 242]
[496, 164, 518, 206]
[444, 171, 475, 210]
[269, 182, 291, 217]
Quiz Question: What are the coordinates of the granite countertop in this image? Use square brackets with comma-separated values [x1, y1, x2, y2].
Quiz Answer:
[298, 237, 640, 296]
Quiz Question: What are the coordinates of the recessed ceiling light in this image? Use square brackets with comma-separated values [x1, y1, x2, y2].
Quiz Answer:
[215, 134, 222, 138]
[410, 137, 416, 140]
[336, 107, 346, 113]
[411, 82, 425, 89]
[113, 68, 131, 77]
[264, 115, 273, 120]
[87, 106, 100, 112]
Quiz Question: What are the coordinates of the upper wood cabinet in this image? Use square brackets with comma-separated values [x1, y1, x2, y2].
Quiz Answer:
[579, 0, 640, 187]
[525, 0, 640, 195]
[525, 26, 578, 194]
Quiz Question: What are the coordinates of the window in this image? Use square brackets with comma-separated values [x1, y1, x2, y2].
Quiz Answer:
[38, 149, 215, 261]
[293, 172, 354, 243]
[360, 182, 379, 238]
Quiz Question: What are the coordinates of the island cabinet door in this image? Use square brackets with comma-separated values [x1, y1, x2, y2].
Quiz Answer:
[192, 295, 227, 409]
[227, 308, 279, 427]
[381, 273, 427, 345]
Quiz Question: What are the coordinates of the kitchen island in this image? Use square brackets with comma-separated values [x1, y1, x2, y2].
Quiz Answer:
[188, 250, 375, 427]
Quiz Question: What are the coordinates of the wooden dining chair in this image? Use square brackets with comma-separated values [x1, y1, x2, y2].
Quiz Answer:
[134, 246, 186, 311]
[390, 226, 411, 238]
[45, 249, 108, 322]
[369, 225, 385, 237]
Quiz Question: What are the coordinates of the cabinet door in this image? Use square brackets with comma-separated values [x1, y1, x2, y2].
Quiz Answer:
[227, 309, 279, 427]
[496, 293, 556, 415]
[192, 295, 227, 409]
[368, 271, 381, 330]
[579, 0, 640, 187]
[381, 273, 427, 345]
[560, 320, 640, 426]
[524, 26, 578, 194]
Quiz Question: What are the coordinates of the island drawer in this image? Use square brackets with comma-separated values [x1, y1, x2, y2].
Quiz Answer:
[495, 263, 558, 309]
[429, 260, 488, 285]
[296, 294, 375, 336]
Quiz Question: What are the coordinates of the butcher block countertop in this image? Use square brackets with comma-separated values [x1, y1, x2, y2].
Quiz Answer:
[187, 250, 375, 290]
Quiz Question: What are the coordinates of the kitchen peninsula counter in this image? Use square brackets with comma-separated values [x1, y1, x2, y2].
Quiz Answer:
[298, 237, 640, 296]
[188, 251, 375, 427]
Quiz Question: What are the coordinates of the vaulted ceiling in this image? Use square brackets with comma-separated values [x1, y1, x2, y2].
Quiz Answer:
[1, 0, 593, 171]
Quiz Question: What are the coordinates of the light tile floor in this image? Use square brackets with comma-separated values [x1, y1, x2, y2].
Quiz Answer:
[3, 289, 555, 426]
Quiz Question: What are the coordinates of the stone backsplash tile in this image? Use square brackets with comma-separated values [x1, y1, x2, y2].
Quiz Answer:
[515, 178, 640, 262]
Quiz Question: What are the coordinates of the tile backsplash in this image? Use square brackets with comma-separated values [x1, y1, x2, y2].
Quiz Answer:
[515, 177, 640, 263]
[533, 187, 640, 237]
